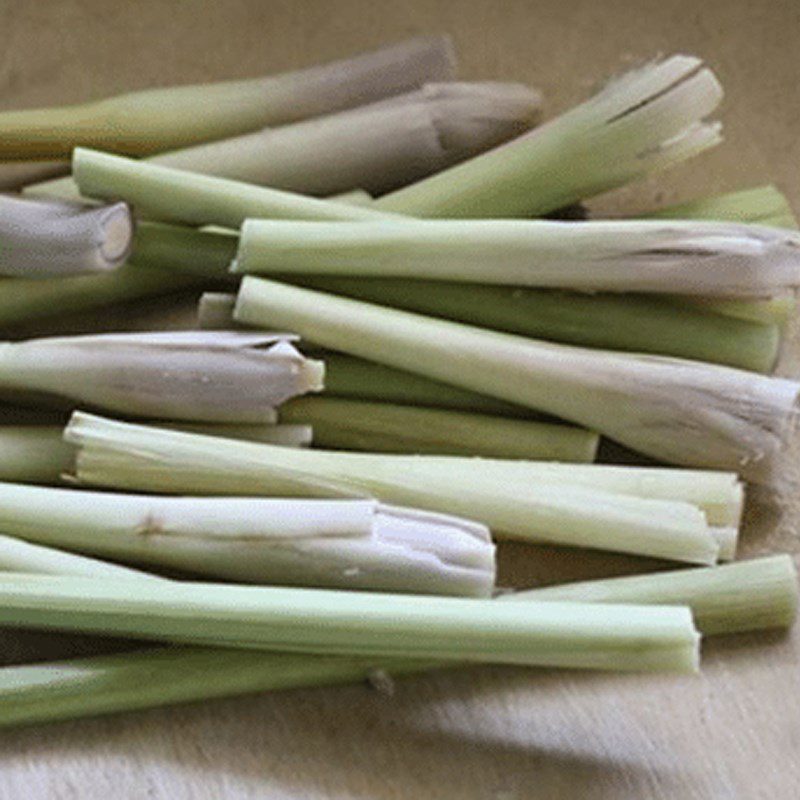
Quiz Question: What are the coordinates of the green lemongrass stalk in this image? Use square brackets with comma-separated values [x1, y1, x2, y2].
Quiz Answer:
[234, 218, 800, 299]
[526, 554, 798, 634]
[648, 185, 798, 230]
[176, 221, 780, 372]
[279, 396, 598, 461]
[73, 148, 393, 229]
[0, 161, 67, 190]
[0, 196, 133, 278]
[2, 557, 795, 729]
[31, 82, 541, 201]
[648, 185, 799, 325]
[0, 263, 201, 330]
[0, 331, 323, 423]
[66, 413, 721, 564]
[0, 426, 73, 484]
[235, 279, 800, 483]
[373, 55, 722, 217]
[0, 484, 495, 596]
[0, 572, 700, 671]
[0, 36, 455, 160]
[0, 421, 310, 486]
[0, 534, 153, 579]
[244, 277, 779, 373]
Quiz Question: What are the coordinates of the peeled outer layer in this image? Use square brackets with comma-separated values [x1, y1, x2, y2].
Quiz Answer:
[0, 573, 701, 672]
[233, 219, 800, 299]
[30, 82, 542, 201]
[234, 278, 800, 483]
[0, 485, 495, 597]
[278, 396, 599, 462]
[73, 148, 393, 230]
[0, 331, 324, 423]
[0, 36, 456, 159]
[0, 196, 134, 278]
[374, 54, 723, 218]
[66, 414, 721, 565]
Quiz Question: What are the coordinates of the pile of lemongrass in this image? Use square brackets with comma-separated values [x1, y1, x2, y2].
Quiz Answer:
[0, 37, 797, 731]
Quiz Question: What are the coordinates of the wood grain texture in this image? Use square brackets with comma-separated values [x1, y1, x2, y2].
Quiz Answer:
[0, 0, 799, 797]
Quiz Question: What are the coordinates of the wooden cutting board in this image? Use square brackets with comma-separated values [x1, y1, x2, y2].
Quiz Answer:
[0, 0, 798, 797]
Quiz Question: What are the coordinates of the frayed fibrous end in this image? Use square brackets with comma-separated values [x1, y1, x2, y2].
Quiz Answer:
[583, 352, 800, 485]
[557, 54, 724, 201]
[376, 53, 723, 217]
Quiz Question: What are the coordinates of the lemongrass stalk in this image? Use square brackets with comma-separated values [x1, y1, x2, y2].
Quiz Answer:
[1, 554, 792, 728]
[648, 185, 799, 324]
[235, 279, 799, 483]
[0, 484, 495, 596]
[374, 55, 722, 217]
[680, 295, 797, 326]
[279, 397, 598, 462]
[178, 222, 780, 372]
[0, 36, 455, 160]
[31, 82, 541, 201]
[0, 331, 323, 423]
[0, 534, 153, 579]
[0, 572, 700, 671]
[0, 161, 67, 190]
[330, 189, 373, 206]
[710, 527, 737, 561]
[525, 555, 798, 634]
[0, 263, 202, 330]
[0, 426, 72, 484]
[235, 218, 800, 299]
[269, 277, 780, 374]
[0, 196, 133, 278]
[648, 185, 798, 230]
[73, 148, 393, 229]
[66, 413, 720, 564]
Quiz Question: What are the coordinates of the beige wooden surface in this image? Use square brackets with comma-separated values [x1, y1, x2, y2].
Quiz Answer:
[1, 1, 799, 797]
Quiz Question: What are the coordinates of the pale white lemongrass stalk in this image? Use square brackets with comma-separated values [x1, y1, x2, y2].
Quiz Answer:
[66, 413, 720, 565]
[0, 534, 153, 579]
[329, 189, 374, 206]
[0, 484, 495, 596]
[278, 396, 598, 462]
[234, 278, 799, 483]
[72, 148, 394, 229]
[1, 555, 793, 728]
[0, 331, 323, 423]
[0, 196, 133, 278]
[234, 218, 800, 299]
[0, 36, 456, 160]
[0, 572, 700, 672]
[374, 55, 723, 217]
[31, 82, 541, 201]
[0, 161, 67, 190]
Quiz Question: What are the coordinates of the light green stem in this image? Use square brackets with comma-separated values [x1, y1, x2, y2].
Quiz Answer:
[279, 396, 598, 461]
[234, 278, 799, 482]
[0, 554, 791, 728]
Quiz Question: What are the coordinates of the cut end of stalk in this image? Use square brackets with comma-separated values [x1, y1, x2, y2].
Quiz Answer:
[98, 202, 135, 264]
